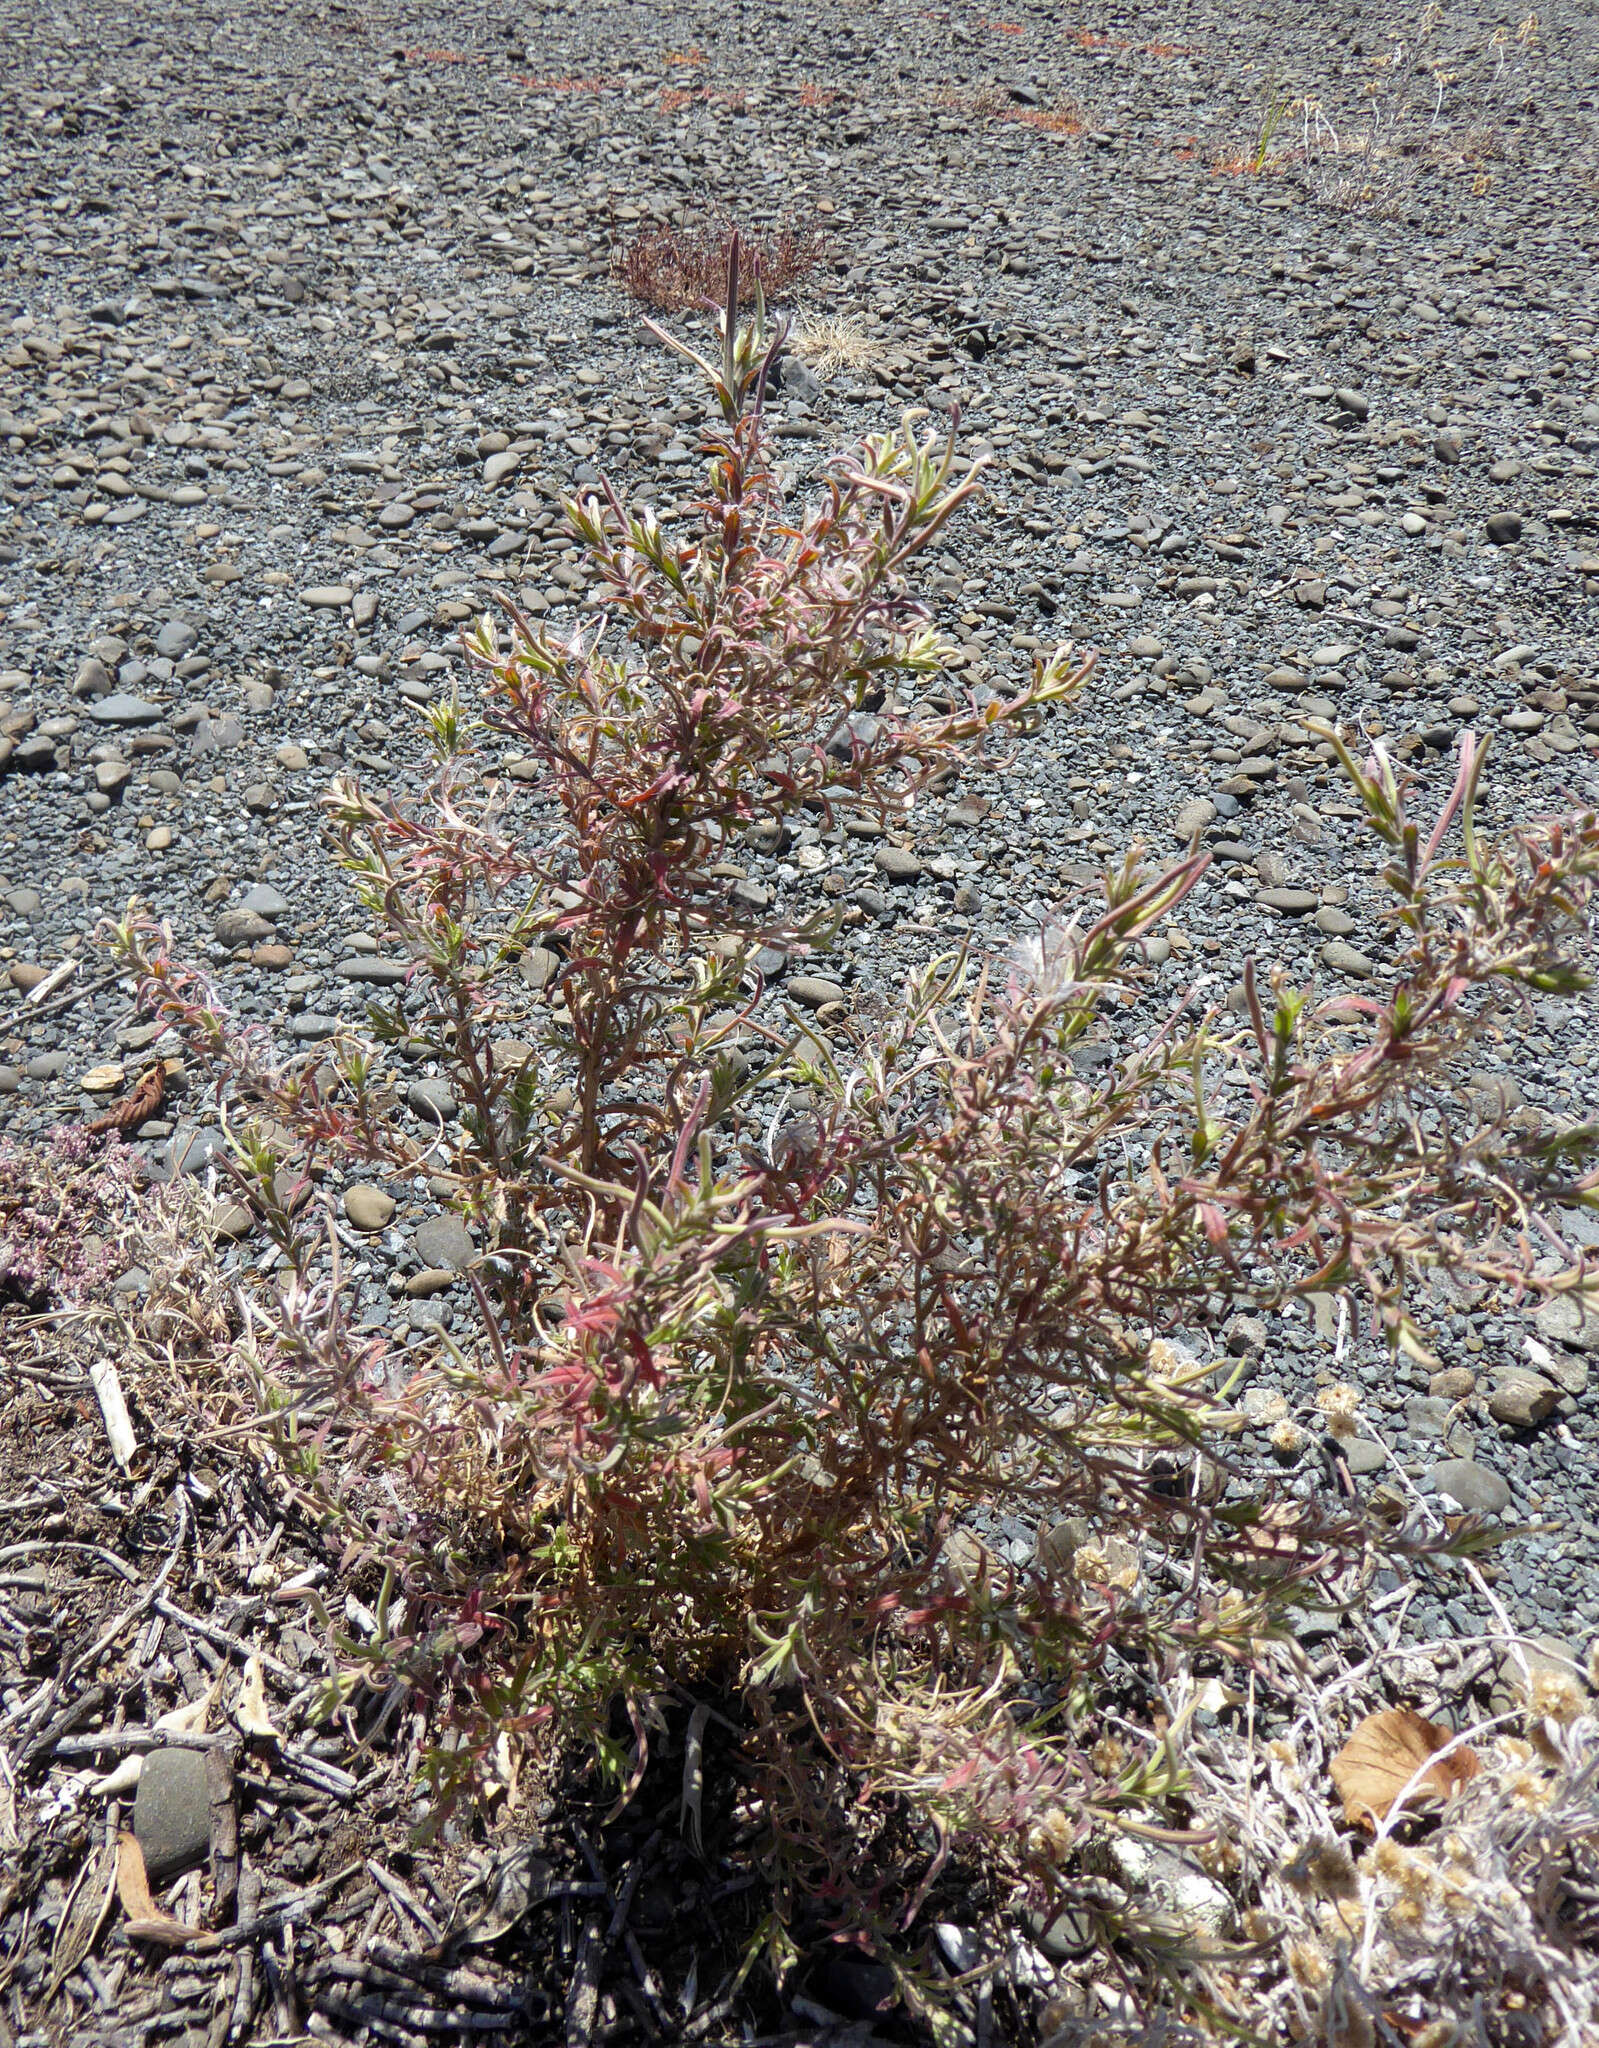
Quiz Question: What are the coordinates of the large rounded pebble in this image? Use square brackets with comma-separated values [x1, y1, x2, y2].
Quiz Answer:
[414, 1214, 475, 1270]
[787, 975, 847, 1010]
[345, 1185, 397, 1232]
[133, 1747, 212, 1883]
[874, 846, 923, 882]
[408, 1078, 458, 1122]
[1320, 940, 1375, 979]
[337, 957, 410, 984]
[1173, 797, 1215, 841]
[88, 693, 162, 726]
[1486, 1368, 1558, 1428]
[1427, 1458, 1511, 1514]
[215, 907, 274, 948]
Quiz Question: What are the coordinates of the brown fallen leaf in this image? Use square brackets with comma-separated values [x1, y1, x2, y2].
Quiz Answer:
[1330, 1708, 1479, 1830]
[85, 1062, 166, 1137]
[115, 1831, 201, 1949]
[234, 1654, 279, 1741]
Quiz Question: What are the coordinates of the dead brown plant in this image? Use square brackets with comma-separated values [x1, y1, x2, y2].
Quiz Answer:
[612, 215, 827, 311]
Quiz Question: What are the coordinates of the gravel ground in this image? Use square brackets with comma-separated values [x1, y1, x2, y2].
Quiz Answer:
[2, 0, 1598, 2034]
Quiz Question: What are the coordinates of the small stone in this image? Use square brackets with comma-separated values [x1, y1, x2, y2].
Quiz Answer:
[787, 975, 847, 1010]
[239, 884, 291, 920]
[155, 621, 197, 658]
[1173, 796, 1215, 841]
[73, 656, 112, 699]
[1405, 1394, 1455, 1439]
[299, 584, 353, 608]
[1257, 887, 1318, 915]
[1434, 428, 1463, 465]
[243, 783, 275, 815]
[132, 1747, 212, 1883]
[407, 1078, 457, 1123]
[146, 826, 173, 852]
[1485, 511, 1523, 546]
[1535, 1294, 1599, 1352]
[252, 944, 294, 970]
[414, 1213, 475, 1270]
[1342, 1440, 1388, 1476]
[1487, 1368, 1558, 1428]
[1427, 1458, 1510, 1515]
[276, 743, 310, 771]
[337, 956, 411, 984]
[405, 1267, 456, 1298]
[215, 907, 274, 948]
[483, 449, 521, 487]
[1538, 1349, 1589, 1398]
[79, 1063, 125, 1094]
[344, 1185, 396, 1231]
[520, 944, 561, 992]
[88, 692, 162, 726]
[288, 1012, 341, 1041]
[874, 845, 924, 883]
[166, 1127, 223, 1176]
[1465, 1074, 1520, 1124]
[1320, 939, 1374, 979]
[1334, 388, 1369, 419]
[1314, 905, 1356, 937]
[1429, 1366, 1477, 1400]
[212, 1201, 255, 1241]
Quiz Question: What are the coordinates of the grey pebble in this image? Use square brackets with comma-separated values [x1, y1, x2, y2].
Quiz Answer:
[874, 846, 924, 883]
[337, 957, 411, 984]
[1427, 1458, 1511, 1515]
[413, 1214, 475, 1271]
[407, 1078, 458, 1122]
[132, 1746, 212, 1883]
[88, 692, 163, 726]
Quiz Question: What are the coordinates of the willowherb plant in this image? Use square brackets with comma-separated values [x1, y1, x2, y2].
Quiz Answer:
[117, 244, 1599, 2028]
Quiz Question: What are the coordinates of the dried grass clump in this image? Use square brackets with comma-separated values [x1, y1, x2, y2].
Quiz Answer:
[790, 307, 878, 377]
[613, 216, 826, 310]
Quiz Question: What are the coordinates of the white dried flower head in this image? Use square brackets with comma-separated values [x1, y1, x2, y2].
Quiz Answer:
[1270, 1418, 1309, 1457]
[1091, 1732, 1127, 1776]
[1287, 1938, 1330, 1989]
[1027, 1806, 1076, 1864]
[1147, 1336, 1197, 1381]
[1008, 918, 1082, 1002]
[1316, 1381, 1361, 1437]
[1528, 1667, 1587, 1726]
[1506, 1768, 1555, 1812]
